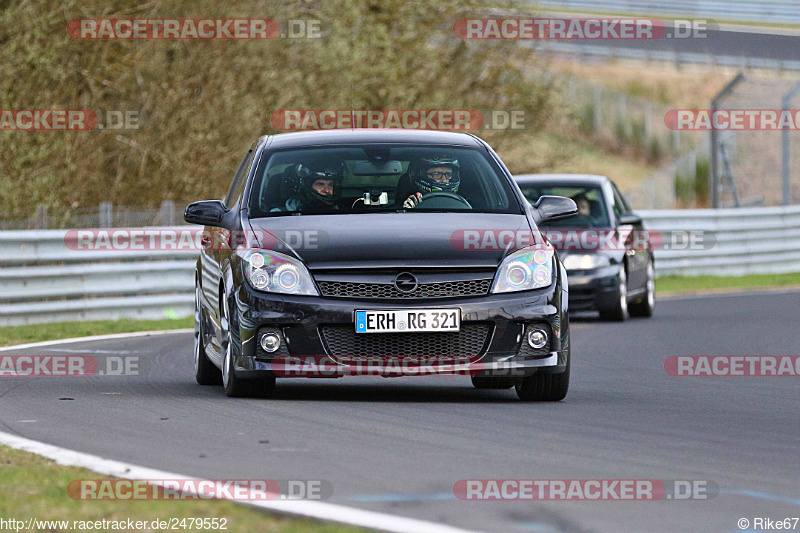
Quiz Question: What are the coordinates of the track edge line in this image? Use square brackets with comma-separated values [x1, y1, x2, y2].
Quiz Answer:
[0, 430, 479, 533]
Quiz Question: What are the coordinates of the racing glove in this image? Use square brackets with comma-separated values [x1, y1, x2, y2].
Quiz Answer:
[403, 192, 422, 209]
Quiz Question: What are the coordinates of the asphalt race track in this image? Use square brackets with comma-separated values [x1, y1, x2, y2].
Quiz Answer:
[1, 291, 799, 533]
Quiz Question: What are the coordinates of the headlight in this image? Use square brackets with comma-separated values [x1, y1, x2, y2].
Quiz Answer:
[561, 253, 611, 271]
[491, 246, 554, 294]
[239, 250, 318, 296]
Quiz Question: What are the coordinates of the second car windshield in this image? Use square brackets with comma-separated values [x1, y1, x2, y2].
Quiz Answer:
[520, 185, 611, 228]
[247, 145, 521, 217]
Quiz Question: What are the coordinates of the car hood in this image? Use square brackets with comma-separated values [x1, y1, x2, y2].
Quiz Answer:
[248, 213, 537, 270]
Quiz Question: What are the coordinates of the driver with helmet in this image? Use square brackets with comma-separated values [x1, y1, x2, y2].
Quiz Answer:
[274, 160, 344, 212]
[402, 156, 460, 209]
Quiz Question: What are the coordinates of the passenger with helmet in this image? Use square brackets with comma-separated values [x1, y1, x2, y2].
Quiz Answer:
[401, 156, 461, 209]
[272, 160, 344, 212]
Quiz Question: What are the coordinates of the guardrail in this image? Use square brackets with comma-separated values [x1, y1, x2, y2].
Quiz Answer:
[535, 0, 800, 25]
[543, 42, 800, 72]
[2, 207, 800, 325]
[0, 229, 197, 326]
[640, 205, 800, 276]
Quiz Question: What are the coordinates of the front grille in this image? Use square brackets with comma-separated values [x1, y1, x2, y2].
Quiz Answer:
[317, 279, 491, 299]
[320, 323, 492, 359]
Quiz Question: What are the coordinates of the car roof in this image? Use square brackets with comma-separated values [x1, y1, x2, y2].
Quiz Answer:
[513, 173, 610, 187]
[263, 129, 484, 150]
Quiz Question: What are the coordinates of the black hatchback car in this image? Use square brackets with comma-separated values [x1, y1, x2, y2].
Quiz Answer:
[514, 174, 655, 321]
[185, 130, 578, 400]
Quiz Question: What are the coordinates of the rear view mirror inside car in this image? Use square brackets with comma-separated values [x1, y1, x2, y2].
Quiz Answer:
[352, 160, 403, 176]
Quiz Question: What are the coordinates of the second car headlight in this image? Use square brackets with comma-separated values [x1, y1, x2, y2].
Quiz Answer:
[491, 246, 554, 294]
[239, 250, 318, 296]
[561, 253, 611, 271]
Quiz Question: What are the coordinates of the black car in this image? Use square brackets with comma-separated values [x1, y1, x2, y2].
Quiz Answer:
[184, 130, 578, 400]
[514, 174, 655, 321]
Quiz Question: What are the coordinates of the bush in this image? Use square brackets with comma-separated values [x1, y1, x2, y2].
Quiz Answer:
[648, 137, 662, 163]
[613, 118, 629, 145]
[674, 155, 710, 206]
[0, 0, 555, 219]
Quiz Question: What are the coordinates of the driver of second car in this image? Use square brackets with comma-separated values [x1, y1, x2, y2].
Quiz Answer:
[402, 156, 460, 209]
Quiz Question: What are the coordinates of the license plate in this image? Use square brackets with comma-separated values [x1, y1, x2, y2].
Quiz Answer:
[355, 309, 460, 333]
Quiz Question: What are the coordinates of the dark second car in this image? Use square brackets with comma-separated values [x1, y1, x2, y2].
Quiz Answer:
[514, 174, 655, 321]
[184, 130, 577, 400]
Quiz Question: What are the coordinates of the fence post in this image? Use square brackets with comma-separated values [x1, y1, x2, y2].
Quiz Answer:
[160, 200, 176, 225]
[780, 80, 800, 206]
[34, 205, 48, 229]
[593, 86, 601, 132]
[672, 129, 681, 153]
[99, 201, 113, 228]
[709, 72, 746, 208]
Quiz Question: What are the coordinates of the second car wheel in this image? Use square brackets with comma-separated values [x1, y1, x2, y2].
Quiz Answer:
[629, 260, 655, 318]
[599, 266, 629, 322]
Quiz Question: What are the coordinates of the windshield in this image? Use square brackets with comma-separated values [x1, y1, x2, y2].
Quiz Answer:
[519, 184, 611, 228]
[248, 145, 522, 217]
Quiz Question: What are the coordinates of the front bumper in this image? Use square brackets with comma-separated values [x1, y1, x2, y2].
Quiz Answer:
[565, 264, 623, 312]
[228, 282, 569, 379]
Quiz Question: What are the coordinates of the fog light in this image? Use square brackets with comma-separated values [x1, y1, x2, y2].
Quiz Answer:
[260, 333, 281, 353]
[527, 328, 548, 349]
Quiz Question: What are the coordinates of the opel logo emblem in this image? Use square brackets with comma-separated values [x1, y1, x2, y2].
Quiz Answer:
[394, 272, 418, 293]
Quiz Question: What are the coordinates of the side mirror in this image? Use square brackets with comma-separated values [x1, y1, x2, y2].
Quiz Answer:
[532, 195, 579, 223]
[619, 212, 643, 226]
[184, 200, 228, 227]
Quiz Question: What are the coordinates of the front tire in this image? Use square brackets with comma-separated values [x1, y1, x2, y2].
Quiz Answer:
[194, 283, 222, 385]
[515, 335, 570, 401]
[630, 260, 655, 318]
[220, 287, 275, 398]
[599, 266, 629, 322]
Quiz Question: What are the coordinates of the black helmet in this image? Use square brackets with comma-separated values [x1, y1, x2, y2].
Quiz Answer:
[289, 160, 344, 209]
[411, 156, 460, 194]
